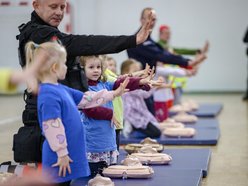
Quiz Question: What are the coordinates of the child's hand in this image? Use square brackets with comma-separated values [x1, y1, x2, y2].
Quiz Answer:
[153, 76, 171, 89]
[129, 63, 152, 78]
[111, 114, 121, 128]
[113, 78, 130, 97]
[139, 66, 155, 86]
[149, 78, 164, 88]
[52, 155, 73, 177]
[139, 63, 151, 78]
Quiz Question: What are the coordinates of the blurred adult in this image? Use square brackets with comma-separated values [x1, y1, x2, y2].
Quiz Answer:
[127, 7, 206, 113]
[127, 7, 206, 69]
[157, 24, 209, 105]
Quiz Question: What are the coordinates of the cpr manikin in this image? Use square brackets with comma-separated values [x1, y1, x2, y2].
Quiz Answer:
[129, 145, 172, 165]
[102, 156, 154, 179]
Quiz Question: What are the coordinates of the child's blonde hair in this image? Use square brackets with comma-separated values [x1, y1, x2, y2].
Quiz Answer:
[79, 55, 107, 82]
[25, 41, 67, 81]
[104, 56, 116, 64]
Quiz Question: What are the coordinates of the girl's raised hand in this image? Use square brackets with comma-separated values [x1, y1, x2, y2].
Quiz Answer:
[52, 155, 73, 177]
[141, 63, 152, 78]
[139, 66, 155, 86]
[113, 78, 130, 97]
[129, 63, 151, 78]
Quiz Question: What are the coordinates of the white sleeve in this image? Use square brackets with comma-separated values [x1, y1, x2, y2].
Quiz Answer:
[156, 66, 187, 77]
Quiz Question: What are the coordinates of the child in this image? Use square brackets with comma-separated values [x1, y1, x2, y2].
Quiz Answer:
[121, 59, 162, 138]
[102, 56, 123, 151]
[25, 41, 128, 186]
[104, 56, 156, 151]
[0, 68, 32, 94]
[0, 53, 46, 94]
[154, 62, 196, 122]
[79, 55, 154, 177]
[104, 56, 117, 74]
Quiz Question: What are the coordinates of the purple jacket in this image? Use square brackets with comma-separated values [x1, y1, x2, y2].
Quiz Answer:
[122, 89, 157, 129]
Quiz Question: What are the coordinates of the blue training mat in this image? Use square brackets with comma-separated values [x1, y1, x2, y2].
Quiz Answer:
[120, 126, 220, 145]
[119, 148, 211, 178]
[71, 169, 202, 186]
[185, 118, 219, 128]
[169, 103, 223, 117]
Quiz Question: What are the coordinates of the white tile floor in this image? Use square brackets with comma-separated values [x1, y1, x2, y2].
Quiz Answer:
[0, 93, 248, 186]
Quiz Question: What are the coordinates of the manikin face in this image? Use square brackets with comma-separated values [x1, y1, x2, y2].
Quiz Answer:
[84, 58, 102, 81]
[106, 59, 117, 74]
[33, 0, 66, 27]
[160, 28, 171, 42]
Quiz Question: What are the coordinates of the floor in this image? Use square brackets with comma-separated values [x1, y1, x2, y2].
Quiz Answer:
[0, 93, 248, 186]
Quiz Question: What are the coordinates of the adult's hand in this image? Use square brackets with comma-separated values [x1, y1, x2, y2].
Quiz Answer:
[188, 53, 207, 67]
[201, 40, 209, 54]
[136, 11, 154, 45]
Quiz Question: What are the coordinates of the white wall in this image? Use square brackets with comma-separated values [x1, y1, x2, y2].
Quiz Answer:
[72, 0, 248, 92]
[0, 0, 247, 92]
[0, 6, 32, 68]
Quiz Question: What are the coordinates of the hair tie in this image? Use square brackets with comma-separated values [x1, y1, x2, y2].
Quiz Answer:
[33, 43, 40, 49]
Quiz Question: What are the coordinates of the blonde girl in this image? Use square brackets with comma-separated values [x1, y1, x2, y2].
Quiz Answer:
[25, 41, 127, 186]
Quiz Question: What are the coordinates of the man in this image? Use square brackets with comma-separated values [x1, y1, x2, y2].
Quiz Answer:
[127, 7, 206, 69]
[14, 0, 153, 163]
[127, 7, 206, 114]
[243, 27, 248, 100]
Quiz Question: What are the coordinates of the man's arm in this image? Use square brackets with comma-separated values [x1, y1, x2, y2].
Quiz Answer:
[32, 26, 137, 57]
[128, 43, 189, 67]
[35, 13, 154, 57]
[62, 34, 136, 56]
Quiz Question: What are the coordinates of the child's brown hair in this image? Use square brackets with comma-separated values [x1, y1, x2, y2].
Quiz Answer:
[120, 58, 141, 75]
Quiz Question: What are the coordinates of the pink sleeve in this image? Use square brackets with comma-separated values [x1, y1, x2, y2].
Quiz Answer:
[42, 118, 68, 158]
[78, 89, 114, 109]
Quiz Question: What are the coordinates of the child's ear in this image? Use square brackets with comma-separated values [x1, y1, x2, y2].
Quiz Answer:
[51, 63, 58, 72]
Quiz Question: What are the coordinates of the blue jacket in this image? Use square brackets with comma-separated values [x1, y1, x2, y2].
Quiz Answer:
[38, 83, 90, 183]
[127, 34, 189, 69]
[82, 81, 116, 153]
